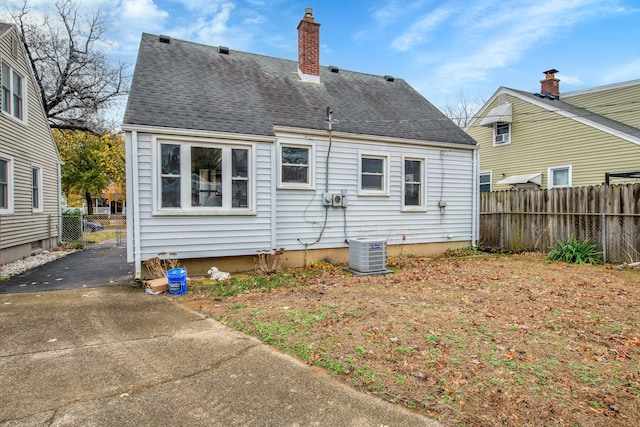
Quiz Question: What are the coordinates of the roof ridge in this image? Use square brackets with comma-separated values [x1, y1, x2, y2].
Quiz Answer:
[139, 32, 403, 82]
[562, 79, 640, 98]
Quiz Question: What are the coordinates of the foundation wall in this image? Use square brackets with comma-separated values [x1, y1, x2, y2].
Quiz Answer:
[155, 241, 472, 279]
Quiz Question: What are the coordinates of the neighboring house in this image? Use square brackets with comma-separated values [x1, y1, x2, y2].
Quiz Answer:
[0, 23, 60, 264]
[0, 22, 62, 264]
[466, 69, 640, 191]
[123, 9, 478, 278]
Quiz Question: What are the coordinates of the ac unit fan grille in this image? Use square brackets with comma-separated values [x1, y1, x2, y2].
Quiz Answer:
[349, 238, 387, 273]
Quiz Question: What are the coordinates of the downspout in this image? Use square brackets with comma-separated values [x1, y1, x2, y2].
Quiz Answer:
[128, 131, 142, 278]
[270, 141, 277, 249]
[57, 160, 63, 246]
[471, 146, 479, 246]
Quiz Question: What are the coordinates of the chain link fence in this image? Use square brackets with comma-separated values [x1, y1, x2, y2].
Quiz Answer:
[61, 214, 126, 247]
[479, 212, 640, 264]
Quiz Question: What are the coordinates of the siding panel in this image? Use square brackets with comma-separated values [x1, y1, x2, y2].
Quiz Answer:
[275, 134, 474, 250]
[0, 27, 61, 259]
[134, 133, 273, 260]
[468, 93, 640, 191]
[564, 82, 640, 128]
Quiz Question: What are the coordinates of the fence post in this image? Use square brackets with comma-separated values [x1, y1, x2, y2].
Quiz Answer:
[601, 213, 607, 263]
[499, 212, 505, 250]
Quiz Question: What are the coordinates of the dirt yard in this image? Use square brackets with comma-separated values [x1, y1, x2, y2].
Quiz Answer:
[181, 252, 640, 426]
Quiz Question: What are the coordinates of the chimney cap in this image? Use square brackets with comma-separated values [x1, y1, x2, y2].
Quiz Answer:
[304, 8, 313, 18]
[543, 68, 559, 76]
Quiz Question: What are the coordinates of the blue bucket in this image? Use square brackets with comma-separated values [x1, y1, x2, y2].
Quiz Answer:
[167, 268, 187, 296]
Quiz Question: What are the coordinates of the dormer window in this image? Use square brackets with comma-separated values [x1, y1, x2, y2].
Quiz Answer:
[494, 122, 510, 145]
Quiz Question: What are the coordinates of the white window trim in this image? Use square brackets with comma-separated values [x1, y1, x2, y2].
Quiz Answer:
[358, 152, 390, 196]
[1, 58, 27, 124]
[152, 137, 256, 216]
[547, 164, 572, 189]
[402, 156, 426, 211]
[479, 170, 492, 192]
[493, 122, 510, 146]
[0, 155, 15, 215]
[277, 141, 315, 190]
[31, 163, 44, 213]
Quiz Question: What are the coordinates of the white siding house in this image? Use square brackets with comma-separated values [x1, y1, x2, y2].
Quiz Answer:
[123, 10, 478, 278]
[0, 23, 61, 264]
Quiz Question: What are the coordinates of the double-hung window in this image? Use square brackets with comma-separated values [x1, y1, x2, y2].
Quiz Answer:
[279, 143, 313, 188]
[0, 156, 14, 214]
[359, 154, 388, 195]
[403, 157, 425, 210]
[2, 60, 25, 122]
[479, 171, 492, 192]
[32, 165, 43, 212]
[494, 122, 510, 145]
[157, 140, 252, 213]
[548, 164, 572, 189]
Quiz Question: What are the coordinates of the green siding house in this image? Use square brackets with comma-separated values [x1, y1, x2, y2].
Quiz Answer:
[1, 23, 62, 263]
[466, 70, 640, 191]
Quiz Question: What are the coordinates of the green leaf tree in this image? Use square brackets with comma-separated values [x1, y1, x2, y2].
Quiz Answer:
[53, 129, 125, 214]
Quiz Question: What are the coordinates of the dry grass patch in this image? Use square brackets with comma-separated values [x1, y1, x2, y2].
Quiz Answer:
[181, 253, 640, 426]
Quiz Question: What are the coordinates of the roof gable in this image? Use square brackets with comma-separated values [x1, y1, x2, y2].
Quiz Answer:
[0, 22, 13, 37]
[469, 86, 640, 145]
[124, 33, 476, 146]
[0, 22, 61, 163]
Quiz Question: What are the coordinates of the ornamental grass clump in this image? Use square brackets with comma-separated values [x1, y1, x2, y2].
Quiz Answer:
[547, 236, 602, 265]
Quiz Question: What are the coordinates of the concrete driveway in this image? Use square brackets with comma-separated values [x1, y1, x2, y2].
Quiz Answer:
[0, 285, 438, 426]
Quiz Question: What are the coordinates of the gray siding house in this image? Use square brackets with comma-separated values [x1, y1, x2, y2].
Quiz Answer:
[123, 9, 478, 278]
[0, 23, 61, 264]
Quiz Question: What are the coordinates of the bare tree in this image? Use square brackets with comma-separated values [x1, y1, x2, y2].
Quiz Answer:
[7, 0, 128, 132]
[439, 92, 487, 129]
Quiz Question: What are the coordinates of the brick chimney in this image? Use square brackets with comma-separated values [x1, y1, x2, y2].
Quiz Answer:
[297, 8, 320, 83]
[540, 68, 560, 97]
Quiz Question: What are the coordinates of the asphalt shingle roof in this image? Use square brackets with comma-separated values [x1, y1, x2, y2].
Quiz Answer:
[124, 33, 476, 146]
[0, 22, 14, 38]
[510, 88, 640, 140]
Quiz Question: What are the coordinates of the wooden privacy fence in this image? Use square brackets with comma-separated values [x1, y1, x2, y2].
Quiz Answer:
[479, 184, 640, 263]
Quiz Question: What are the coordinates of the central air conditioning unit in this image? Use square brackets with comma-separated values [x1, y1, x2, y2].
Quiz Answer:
[349, 238, 388, 274]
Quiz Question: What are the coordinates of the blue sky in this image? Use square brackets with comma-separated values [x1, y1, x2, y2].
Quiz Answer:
[3, 0, 640, 115]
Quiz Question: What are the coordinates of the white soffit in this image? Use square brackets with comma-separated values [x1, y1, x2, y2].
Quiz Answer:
[497, 173, 542, 186]
[480, 102, 512, 126]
